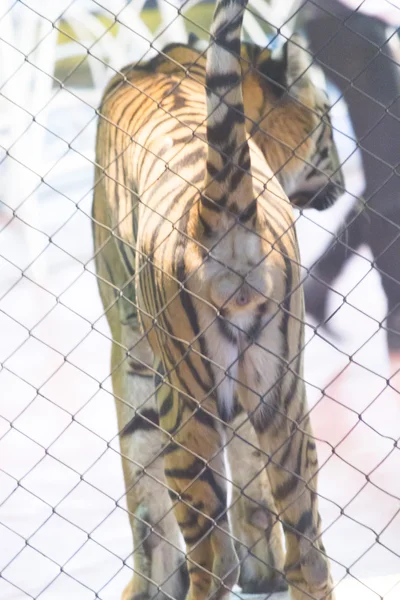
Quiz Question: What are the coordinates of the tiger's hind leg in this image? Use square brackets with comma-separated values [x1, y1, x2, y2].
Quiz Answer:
[92, 129, 187, 599]
[112, 321, 188, 600]
[226, 416, 287, 594]
[158, 388, 239, 600]
[242, 380, 334, 600]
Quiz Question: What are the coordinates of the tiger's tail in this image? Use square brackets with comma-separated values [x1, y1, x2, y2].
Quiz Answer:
[200, 0, 255, 227]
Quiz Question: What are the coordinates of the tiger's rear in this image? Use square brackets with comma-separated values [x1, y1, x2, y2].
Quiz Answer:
[93, 1, 343, 599]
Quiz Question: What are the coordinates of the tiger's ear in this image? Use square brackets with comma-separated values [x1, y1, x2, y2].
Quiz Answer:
[285, 34, 312, 88]
[257, 34, 313, 96]
[270, 34, 312, 93]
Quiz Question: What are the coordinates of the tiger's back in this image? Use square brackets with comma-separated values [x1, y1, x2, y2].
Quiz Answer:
[94, 43, 299, 340]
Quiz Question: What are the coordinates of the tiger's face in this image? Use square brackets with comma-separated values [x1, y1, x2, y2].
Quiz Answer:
[241, 36, 345, 211]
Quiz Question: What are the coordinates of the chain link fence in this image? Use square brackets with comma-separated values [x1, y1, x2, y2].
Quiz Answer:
[1, 1, 400, 599]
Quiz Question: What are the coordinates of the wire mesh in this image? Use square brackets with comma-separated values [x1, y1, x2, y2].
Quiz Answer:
[1, 1, 400, 599]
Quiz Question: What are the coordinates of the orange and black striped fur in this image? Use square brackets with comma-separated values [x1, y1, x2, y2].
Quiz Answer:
[93, 2, 343, 599]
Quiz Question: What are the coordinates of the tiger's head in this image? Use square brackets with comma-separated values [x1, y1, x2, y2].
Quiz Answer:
[240, 35, 344, 210]
[157, 34, 344, 211]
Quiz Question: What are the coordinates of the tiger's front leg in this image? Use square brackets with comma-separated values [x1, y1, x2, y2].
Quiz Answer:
[157, 384, 239, 600]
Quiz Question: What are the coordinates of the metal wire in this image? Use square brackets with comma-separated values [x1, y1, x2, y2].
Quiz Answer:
[1, 1, 400, 599]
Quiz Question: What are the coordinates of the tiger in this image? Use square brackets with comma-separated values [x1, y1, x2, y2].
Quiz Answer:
[92, 1, 344, 599]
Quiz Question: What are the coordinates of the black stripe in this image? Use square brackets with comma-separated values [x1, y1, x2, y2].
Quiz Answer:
[278, 435, 295, 467]
[250, 400, 279, 433]
[274, 436, 304, 501]
[230, 394, 244, 420]
[229, 163, 249, 191]
[273, 473, 299, 502]
[199, 468, 227, 507]
[183, 523, 214, 545]
[200, 193, 223, 212]
[178, 513, 198, 528]
[283, 356, 302, 413]
[171, 146, 206, 172]
[183, 506, 228, 545]
[126, 359, 153, 376]
[168, 490, 194, 502]
[212, 34, 241, 56]
[121, 409, 160, 436]
[100, 256, 118, 298]
[246, 312, 264, 342]
[217, 315, 238, 344]
[207, 104, 245, 146]
[235, 143, 251, 169]
[154, 371, 163, 388]
[175, 253, 215, 391]
[159, 391, 173, 417]
[192, 407, 217, 428]
[162, 441, 180, 455]
[207, 160, 232, 183]
[198, 208, 214, 237]
[165, 457, 206, 480]
[214, 0, 243, 17]
[206, 73, 241, 90]
[295, 510, 314, 536]
[116, 239, 135, 278]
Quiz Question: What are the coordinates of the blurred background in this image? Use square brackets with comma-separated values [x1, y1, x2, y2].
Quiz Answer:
[1, 1, 400, 599]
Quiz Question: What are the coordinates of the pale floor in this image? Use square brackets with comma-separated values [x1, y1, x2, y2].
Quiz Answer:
[0, 87, 399, 600]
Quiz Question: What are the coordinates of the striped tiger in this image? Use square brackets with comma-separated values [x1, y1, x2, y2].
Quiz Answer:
[92, 2, 343, 599]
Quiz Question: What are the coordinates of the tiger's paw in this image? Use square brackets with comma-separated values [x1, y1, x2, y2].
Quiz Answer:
[240, 572, 288, 594]
[122, 568, 188, 600]
[287, 545, 335, 600]
[121, 578, 147, 600]
[289, 580, 335, 600]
